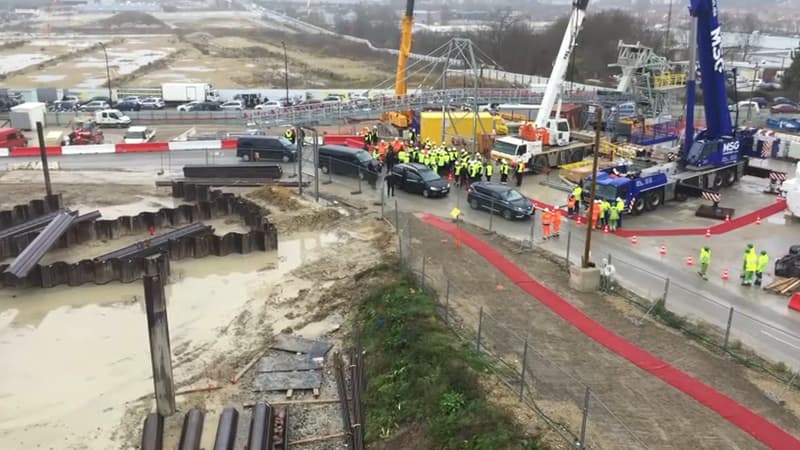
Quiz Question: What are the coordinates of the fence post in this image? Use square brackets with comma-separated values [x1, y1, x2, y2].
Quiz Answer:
[394, 199, 399, 228]
[566, 231, 572, 266]
[476, 306, 484, 353]
[487, 197, 494, 233]
[578, 387, 590, 449]
[519, 339, 528, 401]
[662, 277, 671, 305]
[529, 218, 535, 248]
[722, 306, 735, 350]
[420, 257, 426, 291]
[380, 183, 385, 218]
[608, 252, 612, 266]
[445, 279, 450, 324]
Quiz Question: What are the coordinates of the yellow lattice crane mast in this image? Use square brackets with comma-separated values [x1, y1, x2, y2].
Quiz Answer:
[382, 0, 415, 131]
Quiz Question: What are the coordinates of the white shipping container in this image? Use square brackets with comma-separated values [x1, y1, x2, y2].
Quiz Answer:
[9, 102, 47, 131]
[161, 83, 210, 103]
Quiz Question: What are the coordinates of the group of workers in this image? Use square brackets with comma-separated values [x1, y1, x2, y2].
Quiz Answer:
[696, 244, 769, 286]
[367, 135, 527, 189]
[564, 183, 626, 231]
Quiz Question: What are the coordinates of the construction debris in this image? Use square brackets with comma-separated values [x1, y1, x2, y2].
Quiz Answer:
[765, 277, 800, 296]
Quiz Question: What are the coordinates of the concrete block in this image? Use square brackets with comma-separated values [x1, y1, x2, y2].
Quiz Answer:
[569, 266, 601, 292]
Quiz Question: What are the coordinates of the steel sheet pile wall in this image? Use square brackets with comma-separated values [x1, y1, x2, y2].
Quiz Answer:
[0, 194, 63, 229]
[1, 190, 277, 288]
[0, 210, 101, 259]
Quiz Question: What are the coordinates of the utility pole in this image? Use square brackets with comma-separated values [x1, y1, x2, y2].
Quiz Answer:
[281, 41, 290, 105]
[582, 106, 602, 268]
[36, 122, 53, 196]
[99, 42, 113, 103]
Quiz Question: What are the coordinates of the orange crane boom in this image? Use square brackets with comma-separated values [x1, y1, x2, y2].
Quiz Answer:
[394, 0, 414, 96]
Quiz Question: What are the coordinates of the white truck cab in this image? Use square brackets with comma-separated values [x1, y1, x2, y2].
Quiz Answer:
[95, 109, 131, 127]
[491, 118, 571, 166]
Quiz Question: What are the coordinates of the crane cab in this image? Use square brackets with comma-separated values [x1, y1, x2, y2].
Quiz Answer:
[543, 118, 571, 146]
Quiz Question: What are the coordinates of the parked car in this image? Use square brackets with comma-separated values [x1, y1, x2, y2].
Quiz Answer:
[729, 101, 759, 113]
[139, 97, 165, 110]
[255, 100, 283, 111]
[220, 100, 244, 111]
[187, 102, 222, 111]
[236, 135, 297, 162]
[176, 100, 200, 112]
[773, 97, 798, 107]
[0, 127, 28, 148]
[80, 96, 111, 106]
[122, 96, 142, 104]
[749, 97, 768, 109]
[79, 100, 111, 112]
[467, 182, 534, 220]
[51, 100, 79, 112]
[318, 144, 381, 181]
[116, 101, 142, 112]
[770, 103, 800, 114]
[390, 163, 450, 198]
[123, 126, 156, 144]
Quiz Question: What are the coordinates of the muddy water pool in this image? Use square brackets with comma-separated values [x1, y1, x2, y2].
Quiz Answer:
[0, 231, 338, 449]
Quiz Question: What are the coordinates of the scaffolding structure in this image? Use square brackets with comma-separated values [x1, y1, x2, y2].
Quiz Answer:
[609, 40, 685, 118]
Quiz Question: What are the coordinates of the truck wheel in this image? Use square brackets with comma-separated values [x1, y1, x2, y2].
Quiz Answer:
[723, 168, 737, 187]
[712, 173, 724, 189]
[633, 197, 646, 215]
[645, 190, 663, 211]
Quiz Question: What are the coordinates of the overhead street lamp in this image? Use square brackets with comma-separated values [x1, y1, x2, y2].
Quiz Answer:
[99, 42, 113, 104]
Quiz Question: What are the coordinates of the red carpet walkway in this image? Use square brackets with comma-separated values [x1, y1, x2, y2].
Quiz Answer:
[530, 198, 788, 238]
[420, 213, 800, 450]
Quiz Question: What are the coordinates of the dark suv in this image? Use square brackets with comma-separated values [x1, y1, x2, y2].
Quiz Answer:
[318, 144, 381, 180]
[236, 136, 297, 162]
[390, 163, 450, 198]
[467, 182, 533, 220]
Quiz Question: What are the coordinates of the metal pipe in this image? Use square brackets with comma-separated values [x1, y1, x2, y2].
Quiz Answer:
[282, 41, 290, 105]
[4, 211, 75, 278]
[141, 413, 164, 450]
[178, 408, 205, 450]
[213, 407, 239, 450]
[144, 273, 176, 416]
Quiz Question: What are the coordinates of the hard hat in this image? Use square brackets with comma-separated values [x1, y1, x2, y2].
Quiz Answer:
[381, 139, 385, 143]
[616, 197, 622, 201]
[545, 208, 550, 212]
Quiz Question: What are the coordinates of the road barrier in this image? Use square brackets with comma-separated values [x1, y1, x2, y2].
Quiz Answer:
[0, 139, 238, 158]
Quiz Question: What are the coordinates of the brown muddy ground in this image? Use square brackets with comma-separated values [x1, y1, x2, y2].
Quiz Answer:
[398, 212, 800, 449]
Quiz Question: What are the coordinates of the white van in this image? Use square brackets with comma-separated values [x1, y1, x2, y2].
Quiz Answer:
[94, 109, 131, 127]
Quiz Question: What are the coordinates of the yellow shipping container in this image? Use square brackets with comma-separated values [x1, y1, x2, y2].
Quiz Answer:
[419, 111, 501, 146]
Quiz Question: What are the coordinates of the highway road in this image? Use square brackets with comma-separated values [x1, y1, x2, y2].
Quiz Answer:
[2, 150, 799, 371]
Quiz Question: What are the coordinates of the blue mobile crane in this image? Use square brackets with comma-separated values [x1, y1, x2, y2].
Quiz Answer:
[588, 0, 785, 218]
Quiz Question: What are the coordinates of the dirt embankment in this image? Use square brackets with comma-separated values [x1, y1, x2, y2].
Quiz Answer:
[399, 212, 800, 449]
[0, 38, 125, 81]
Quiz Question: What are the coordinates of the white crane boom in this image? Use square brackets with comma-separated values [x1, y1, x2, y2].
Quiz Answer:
[534, 0, 589, 128]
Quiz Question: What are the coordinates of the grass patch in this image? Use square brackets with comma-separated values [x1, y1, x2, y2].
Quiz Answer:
[358, 273, 543, 449]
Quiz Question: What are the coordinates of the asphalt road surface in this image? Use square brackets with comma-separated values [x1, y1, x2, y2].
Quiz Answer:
[3, 150, 799, 370]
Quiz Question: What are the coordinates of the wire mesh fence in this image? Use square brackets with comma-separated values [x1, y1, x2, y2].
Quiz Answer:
[547, 229, 800, 399]
[386, 212, 650, 449]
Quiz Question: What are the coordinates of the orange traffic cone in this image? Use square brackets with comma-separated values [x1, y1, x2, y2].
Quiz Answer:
[722, 269, 729, 281]
[659, 245, 667, 256]
[603, 225, 609, 234]
[576, 215, 582, 225]
[725, 214, 730, 222]
[686, 256, 694, 266]
[630, 235, 638, 245]
[705, 229, 711, 238]
[448, 171, 454, 183]
[755, 216, 761, 225]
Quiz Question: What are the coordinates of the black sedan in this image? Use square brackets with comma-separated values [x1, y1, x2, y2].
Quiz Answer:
[391, 163, 450, 198]
[467, 182, 534, 220]
[188, 102, 222, 111]
[116, 101, 142, 111]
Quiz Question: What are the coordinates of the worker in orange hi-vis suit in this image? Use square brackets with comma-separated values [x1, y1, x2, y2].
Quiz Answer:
[542, 208, 553, 240]
[552, 208, 562, 237]
[378, 140, 388, 159]
[392, 137, 403, 152]
[591, 200, 600, 229]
